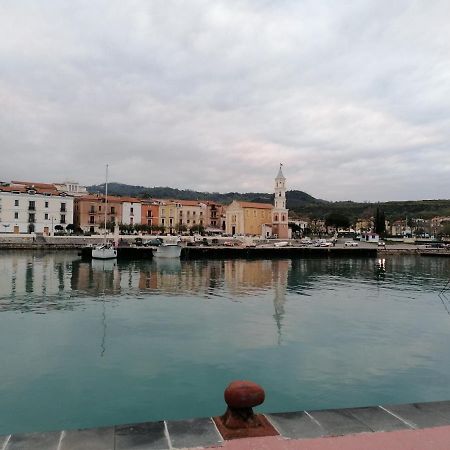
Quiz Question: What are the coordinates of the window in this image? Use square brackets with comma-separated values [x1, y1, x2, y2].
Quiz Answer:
[45, 201, 49, 208]
[28, 214, 35, 223]
[45, 213, 48, 220]
[161, 218, 165, 225]
[130, 217, 134, 225]
[28, 201, 35, 210]
[169, 218, 173, 225]
[89, 216, 95, 224]
[14, 212, 19, 219]
[193, 211, 196, 216]
[90, 205, 95, 213]
[90, 226, 95, 233]
[110, 207, 115, 214]
[130, 207, 134, 214]
[200, 211, 203, 217]
[60, 215, 66, 224]
[60, 202, 66, 212]
[99, 205, 101, 212]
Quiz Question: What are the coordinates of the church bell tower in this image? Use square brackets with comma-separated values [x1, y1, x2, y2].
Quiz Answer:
[272, 164, 289, 239]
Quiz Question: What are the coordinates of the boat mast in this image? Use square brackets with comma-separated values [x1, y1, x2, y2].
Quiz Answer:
[104, 164, 108, 244]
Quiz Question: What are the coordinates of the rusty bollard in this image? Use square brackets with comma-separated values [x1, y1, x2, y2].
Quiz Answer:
[213, 381, 279, 440]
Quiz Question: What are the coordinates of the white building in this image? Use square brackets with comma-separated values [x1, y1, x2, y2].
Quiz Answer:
[121, 199, 142, 226]
[54, 181, 88, 197]
[0, 184, 74, 235]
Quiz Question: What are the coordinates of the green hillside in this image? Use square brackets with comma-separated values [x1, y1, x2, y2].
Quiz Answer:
[87, 183, 450, 221]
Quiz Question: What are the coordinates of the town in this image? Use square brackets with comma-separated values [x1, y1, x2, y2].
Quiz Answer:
[0, 166, 450, 244]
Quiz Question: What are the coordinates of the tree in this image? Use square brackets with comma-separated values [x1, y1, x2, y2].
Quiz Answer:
[325, 213, 350, 229]
[66, 224, 75, 233]
[190, 224, 205, 235]
[176, 223, 188, 234]
[54, 224, 64, 231]
[374, 207, 386, 235]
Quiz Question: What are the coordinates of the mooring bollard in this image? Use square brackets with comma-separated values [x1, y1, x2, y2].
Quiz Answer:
[213, 380, 279, 440]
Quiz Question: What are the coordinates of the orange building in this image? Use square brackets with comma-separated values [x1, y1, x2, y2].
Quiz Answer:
[141, 201, 160, 229]
[74, 195, 124, 233]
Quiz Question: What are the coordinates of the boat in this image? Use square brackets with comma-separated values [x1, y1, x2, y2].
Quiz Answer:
[92, 164, 117, 260]
[152, 238, 182, 258]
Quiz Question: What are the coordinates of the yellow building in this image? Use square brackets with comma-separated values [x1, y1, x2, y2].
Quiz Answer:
[225, 201, 273, 236]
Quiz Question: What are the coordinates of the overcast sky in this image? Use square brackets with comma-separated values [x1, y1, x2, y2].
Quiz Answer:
[1, 1, 449, 201]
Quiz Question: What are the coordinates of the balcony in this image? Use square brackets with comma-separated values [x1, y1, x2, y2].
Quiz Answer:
[28, 217, 35, 223]
[28, 206, 36, 211]
[60, 207, 66, 212]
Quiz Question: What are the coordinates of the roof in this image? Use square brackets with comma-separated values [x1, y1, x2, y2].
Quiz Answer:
[11, 180, 56, 189]
[0, 185, 62, 196]
[76, 195, 141, 203]
[276, 164, 285, 179]
[236, 201, 273, 209]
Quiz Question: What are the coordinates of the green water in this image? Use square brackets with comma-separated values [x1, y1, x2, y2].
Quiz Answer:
[0, 251, 449, 435]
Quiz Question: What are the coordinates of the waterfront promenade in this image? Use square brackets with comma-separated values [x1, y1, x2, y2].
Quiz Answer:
[1, 400, 450, 449]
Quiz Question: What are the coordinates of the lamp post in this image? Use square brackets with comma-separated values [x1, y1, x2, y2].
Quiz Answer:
[51, 216, 54, 236]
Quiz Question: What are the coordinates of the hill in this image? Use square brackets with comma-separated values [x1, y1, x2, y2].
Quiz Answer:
[87, 183, 450, 221]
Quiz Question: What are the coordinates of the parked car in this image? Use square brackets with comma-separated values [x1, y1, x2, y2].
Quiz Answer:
[378, 241, 386, 248]
[345, 241, 359, 247]
[320, 241, 333, 247]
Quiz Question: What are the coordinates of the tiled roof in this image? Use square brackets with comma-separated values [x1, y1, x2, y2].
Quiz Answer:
[237, 201, 273, 209]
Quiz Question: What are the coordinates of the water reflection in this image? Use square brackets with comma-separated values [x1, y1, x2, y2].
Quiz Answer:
[1, 252, 450, 314]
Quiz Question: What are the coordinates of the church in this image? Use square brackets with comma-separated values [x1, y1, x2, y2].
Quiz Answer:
[225, 165, 290, 238]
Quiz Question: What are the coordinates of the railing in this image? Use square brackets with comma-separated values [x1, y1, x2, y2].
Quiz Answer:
[28, 206, 35, 211]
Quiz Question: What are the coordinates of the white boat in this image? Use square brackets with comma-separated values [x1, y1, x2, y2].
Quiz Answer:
[92, 244, 117, 260]
[92, 164, 117, 260]
[152, 242, 182, 258]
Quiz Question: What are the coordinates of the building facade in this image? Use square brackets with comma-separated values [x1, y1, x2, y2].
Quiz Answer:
[74, 195, 123, 233]
[121, 199, 142, 226]
[225, 201, 273, 236]
[0, 183, 74, 235]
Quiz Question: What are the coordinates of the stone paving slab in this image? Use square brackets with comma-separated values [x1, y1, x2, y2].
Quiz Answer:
[307, 409, 372, 436]
[266, 411, 325, 439]
[115, 421, 169, 450]
[166, 418, 222, 449]
[384, 403, 450, 428]
[60, 426, 115, 450]
[0, 435, 10, 450]
[415, 400, 450, 420]
[345, 406, 411, 432]
[6, 431, 62, 450]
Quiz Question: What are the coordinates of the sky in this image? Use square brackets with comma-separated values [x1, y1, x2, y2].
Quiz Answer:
[1, 0, 449, 202]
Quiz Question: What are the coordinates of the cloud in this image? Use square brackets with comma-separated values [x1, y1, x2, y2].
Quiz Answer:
[0, 0, 449, 201]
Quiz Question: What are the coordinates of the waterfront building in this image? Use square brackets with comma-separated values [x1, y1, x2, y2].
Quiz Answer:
[121, 198, 142, 226]
[272, 164, 290, 239]
[225, 201, 273, 236]
[141, 200, 160, 229]
[74, 195, 123, 233]
[0, 182, 73, 235]
[176, 200, 208, 232]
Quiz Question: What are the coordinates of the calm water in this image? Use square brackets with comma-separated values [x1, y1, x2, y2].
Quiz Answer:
[0, 251, 450, 435]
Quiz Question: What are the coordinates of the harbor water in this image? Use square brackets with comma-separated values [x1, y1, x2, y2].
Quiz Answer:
[0, 251, 449, 435]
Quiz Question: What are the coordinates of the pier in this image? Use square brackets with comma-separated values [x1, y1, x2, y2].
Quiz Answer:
[79, 245, 378, 260]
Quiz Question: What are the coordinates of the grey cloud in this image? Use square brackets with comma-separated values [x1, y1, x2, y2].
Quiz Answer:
[0, 0, 449, 201]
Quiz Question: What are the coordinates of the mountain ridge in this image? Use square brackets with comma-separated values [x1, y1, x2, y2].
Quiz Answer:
[87, 183, 450, 221]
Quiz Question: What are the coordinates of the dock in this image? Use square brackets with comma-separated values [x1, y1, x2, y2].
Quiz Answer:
[80, 246, 378, 260]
